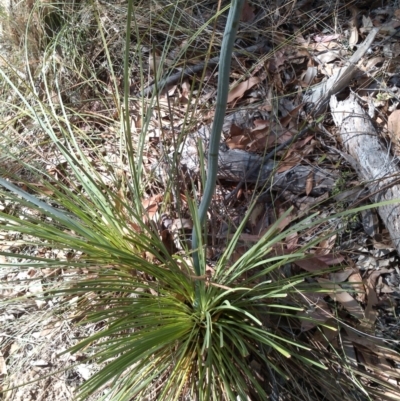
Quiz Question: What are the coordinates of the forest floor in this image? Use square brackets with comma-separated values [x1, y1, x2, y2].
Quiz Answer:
[1, 0, 400, 400]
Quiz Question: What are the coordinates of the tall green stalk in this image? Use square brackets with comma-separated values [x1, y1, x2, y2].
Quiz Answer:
[192, 0, 244, 278]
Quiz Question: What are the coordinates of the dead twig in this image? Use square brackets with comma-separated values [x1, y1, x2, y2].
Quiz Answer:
[140, 41, 271, 97]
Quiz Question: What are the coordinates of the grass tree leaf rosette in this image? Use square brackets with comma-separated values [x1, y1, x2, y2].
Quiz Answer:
[0, 177, 331, 400]
[0, 174, 370, 400]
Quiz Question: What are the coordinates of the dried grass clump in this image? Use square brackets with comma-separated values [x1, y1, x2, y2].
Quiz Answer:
[0, 0, 74, 70]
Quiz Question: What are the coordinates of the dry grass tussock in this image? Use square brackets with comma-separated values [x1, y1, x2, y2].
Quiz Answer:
[0, 0, 400, 400]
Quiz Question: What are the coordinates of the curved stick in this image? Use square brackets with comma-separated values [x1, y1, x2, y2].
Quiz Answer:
[141, 41, 269, 96]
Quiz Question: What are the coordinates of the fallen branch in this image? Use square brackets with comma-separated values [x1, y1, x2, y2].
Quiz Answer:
[170, 108, 336, 197]
[330, 93, 400, 255]
[304, 28, 380, 117]
[224, 123, 315, 201]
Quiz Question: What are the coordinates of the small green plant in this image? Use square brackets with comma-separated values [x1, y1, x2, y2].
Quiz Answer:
[332, 170, 361, 233]
[332, 170, 351, 197]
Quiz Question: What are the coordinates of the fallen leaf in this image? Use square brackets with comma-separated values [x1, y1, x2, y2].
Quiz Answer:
[315, 50, 345, 64]
[227, 76, 261, 103]
[295, 33, 308, 46]
[260, 86, 274, 111]
[363, 269, 390, 328]
[312, 317, 338, 345]
[388, 109, 400, 143]
[342, 331, 358, 366]
[276, 154, 302, 173]
[301, 66, 317, 85]
[374, 356, 400, 380]
[345, 331, 400, 381]
[179, 79, 190, 104]
[28, 183, 54, 196]
[360, 56, 384, 72]
[289, 48, 310, 64]
[170, 218, 193, 231]
[380, 283, 394, 293]
[349, 26, 359, 48]
[329, 267, 356, 283]
[347, 333, 400, 363]
[299, 298, 331, 332]
[311, 41, 342, 52]
[285, 232, 298, 251]
[348, 271, 365, 303]
[294, 257, 330, 272]
[252, 119, 270, 131]
[305, 170, 313, 196]
[360, 16, 373, 33]
[318, 278, 364, 320]
[225, 133, 249, 150]
[267, 49, 286, 72]
[313, 34, 341, 43]
[248, 203, 265, 234]
[316, 233, 337, 255]
[315, 253, 344, 265]
[148, 49, 162, 72]
[160, 229, 175, 256]
[279, 103, 304, 128]
[142, 194, 162, 222]
[226, 122, 291, 152]
[229, 123, 245, 137]
[167, 85, 177, 97]
[246, 132, 279, 152]
[241, 0, 255, 23]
